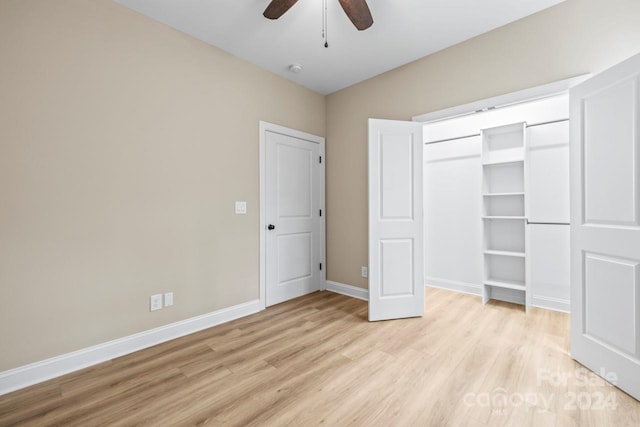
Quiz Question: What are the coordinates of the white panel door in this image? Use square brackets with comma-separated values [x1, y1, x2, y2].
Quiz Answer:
[526, 120, 570, 223]
[265, 130, 322, 306]
[368, 119, 424, 321]
[570, 53, 640, 400]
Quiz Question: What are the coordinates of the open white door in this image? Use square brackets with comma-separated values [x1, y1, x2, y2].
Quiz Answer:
[368, 119, 424, 321]
[570, 53, 640, 400]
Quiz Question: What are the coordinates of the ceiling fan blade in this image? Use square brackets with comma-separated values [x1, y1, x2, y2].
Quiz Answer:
[338, 0, 374, 30]
[263, 0, 299, 20]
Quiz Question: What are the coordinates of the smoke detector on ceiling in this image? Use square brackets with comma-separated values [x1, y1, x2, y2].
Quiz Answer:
[289, 64, 303, 73]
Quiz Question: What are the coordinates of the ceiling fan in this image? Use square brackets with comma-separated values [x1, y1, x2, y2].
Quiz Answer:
[263, 0, 374, 31]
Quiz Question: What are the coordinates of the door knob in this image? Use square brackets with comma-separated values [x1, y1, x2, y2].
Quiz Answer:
[268, 224, 275, 230]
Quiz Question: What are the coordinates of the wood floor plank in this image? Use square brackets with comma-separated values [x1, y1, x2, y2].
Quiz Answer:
[0, 381, 63, 426]
[2, 287, 639, 426]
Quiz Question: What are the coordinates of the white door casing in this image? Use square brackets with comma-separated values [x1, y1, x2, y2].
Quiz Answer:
[368, 119, 424, 321]
[570, 53, 640, 400]
[260, 122, 325, 308]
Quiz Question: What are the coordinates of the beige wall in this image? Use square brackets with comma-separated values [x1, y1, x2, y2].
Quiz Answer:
[0, 0, 325, 371]
[325, 0, 640, 289]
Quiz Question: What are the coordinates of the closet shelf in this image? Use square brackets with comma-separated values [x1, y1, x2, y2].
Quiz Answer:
[484, 249, 526, 258]
[484, 279, 526, 291]
[482, 192, 525, 197]
[481, 121, 528, 310]
[482, 158, 524, 166]
[482, 216, 527, 220]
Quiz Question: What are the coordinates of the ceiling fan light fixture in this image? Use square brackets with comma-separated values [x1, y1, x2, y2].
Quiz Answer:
[289, 64, 303, 73]
[263, 0, 373, 32]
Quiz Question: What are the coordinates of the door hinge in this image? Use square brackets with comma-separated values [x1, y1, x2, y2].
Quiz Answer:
[319, 209, 322, 217]
[319, 155, 322, 164]
[319, 263, 323, 271]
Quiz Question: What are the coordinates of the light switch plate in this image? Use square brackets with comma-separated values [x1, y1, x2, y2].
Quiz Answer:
[164, 292, 174, 307]
[235, 201, 247, 214]
[361, 266, 368, 278]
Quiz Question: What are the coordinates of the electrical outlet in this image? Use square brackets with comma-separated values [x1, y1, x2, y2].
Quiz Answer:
[361, 266, 368, 278]
[164, 292, 174, 307]
[150, 294, 163, 311]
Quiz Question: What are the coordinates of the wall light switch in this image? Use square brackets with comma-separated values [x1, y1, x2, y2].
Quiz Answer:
[164, 292, 174, 307]
[150, 294, 163, 311]
[361, 266, 368, 278]
[235, 201, 247, 215]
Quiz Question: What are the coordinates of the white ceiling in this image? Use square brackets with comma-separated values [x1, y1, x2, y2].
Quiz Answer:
[114, 0, 565, 95]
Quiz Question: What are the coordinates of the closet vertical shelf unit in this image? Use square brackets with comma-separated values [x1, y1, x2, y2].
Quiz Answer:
[481, 122, 529, 311]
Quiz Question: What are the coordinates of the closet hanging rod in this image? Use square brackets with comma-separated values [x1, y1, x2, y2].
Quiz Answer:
[526, 221, 570, 226]
[424, 118, 568, 145]
[424, 133, 480, 145]
[526, 118, 569, 128]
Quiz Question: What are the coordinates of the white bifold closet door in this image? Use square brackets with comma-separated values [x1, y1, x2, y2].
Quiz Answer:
[368, 119, 424, 321]
[570, 53, 640, 400]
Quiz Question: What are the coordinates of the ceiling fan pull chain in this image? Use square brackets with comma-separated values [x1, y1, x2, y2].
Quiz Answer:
[321, 0, 324, 40]
[323, 0, 329, 48]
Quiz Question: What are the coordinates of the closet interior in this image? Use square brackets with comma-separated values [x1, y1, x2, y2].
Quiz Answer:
[423, 94, 570, 312]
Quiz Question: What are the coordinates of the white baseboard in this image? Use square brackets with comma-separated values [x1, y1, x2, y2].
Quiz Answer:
[326, 281, 369, 301]
[327, 279, 483, 302]
[425, 277, 482, 296]
[532, 295, 570, 313]
[0, 299, 262, 396]
[426, 278, 570, 313]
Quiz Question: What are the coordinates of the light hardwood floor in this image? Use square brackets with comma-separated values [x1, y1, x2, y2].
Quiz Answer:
[1, 287, 639, 426]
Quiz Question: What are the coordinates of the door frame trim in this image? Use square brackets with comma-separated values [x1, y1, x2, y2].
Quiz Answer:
[259, 121, 326, 310]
